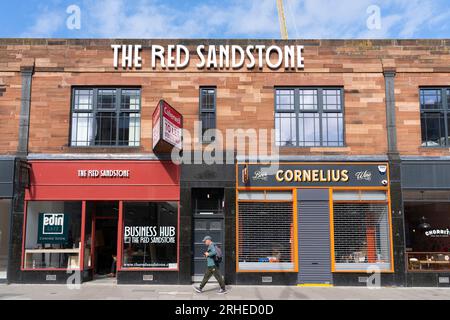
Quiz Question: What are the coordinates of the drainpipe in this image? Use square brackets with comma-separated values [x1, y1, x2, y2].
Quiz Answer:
[383, 67, 406, 287]
[7, 64, 34, 283]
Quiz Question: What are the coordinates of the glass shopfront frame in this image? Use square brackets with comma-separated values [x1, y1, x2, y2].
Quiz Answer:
[404, 190, 450, 273]
[21, 200, 180, 272]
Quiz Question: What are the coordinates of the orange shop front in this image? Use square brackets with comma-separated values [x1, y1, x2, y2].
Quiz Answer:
[235, 162, 395, 286]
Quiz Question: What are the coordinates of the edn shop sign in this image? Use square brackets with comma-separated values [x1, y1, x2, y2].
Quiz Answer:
[37, 213, 70, 244]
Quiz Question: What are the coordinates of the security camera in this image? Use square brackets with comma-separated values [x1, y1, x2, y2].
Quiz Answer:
[381, 180, 388, 186]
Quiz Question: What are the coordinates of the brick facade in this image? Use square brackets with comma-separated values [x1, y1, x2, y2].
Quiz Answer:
[0, 39, 448, 156]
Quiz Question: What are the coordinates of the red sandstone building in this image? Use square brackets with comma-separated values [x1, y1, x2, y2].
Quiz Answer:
[0, 39, 449, 287]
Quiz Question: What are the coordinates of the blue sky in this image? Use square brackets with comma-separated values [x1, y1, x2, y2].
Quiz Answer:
[1, 0, 449, 39]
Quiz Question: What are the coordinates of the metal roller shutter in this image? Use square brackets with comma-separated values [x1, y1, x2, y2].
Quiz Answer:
[297, 189, 333, 285]
[238, 202, 294, 271]
[333, 203, 391, 271]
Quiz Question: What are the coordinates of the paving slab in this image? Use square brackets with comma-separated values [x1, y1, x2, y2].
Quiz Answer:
[0, 283, 449, 300]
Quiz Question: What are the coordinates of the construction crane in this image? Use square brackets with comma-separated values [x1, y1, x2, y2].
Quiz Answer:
[276, 0, 289, 40]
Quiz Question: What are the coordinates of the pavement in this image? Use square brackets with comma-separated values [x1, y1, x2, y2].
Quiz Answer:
[0, 281, 449, 300]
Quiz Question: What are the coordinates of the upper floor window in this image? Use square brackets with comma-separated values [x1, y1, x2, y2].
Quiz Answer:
[420, 88, 450, 147]
[70, 88, 141, 147]
[200, 87, 216, 143]
[275, 88, 344, 147]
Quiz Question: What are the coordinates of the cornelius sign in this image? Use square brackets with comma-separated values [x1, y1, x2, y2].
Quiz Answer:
[112, 44, 304, 70]
[238, 163, 389, 187]
[153, 100, 183, 153]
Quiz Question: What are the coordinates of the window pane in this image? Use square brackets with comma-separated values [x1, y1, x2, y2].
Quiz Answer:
[0, 200, 11, 278]
[334, 190, 387, 201]
[298, 113, 320, 147]
[421, 113, 446, 146]
[24, 201, 82, 269]
[275, 89, 295, 110]
[121, 89, 140, 110]
[238, 202, 295, 271]
[98, 89, 117, 109]
[447, 89, 450, 107]
[299, 89, 318, 111]
[73, 89, 93, 110]
[71, 113, 94, 146]
[322, 113, 344, 147]
[201, 112, 216, 142]
[404, 202, 450, 271]
[95, 112, 117, 146]
[200, 88, 216, 110]
[275, 112, 296, 146]
[448, 115, 450, 146]
[238, 192, 265, 200]
[323, 89, 342, 111]
[119, 113, 141, 146]
[122, 202, 178, 269]
[333, 203, 391, 271]
[420, 89, 442, 110]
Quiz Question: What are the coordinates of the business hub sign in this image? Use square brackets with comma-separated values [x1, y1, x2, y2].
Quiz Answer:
[37, 213, 69, 244]
[112, 44, 305, 70]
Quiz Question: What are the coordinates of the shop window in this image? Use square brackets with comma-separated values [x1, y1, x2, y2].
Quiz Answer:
[0, 199, 11, 279]
[404, 199, 450, 272]
[71, 88, 141, 147]
[238, 192, 295, 271]
[238, 190, 293, 201]
[420, 88, 450, 147]
[23, 201, 82, 270]
[275, 88, 344, 147]
[122, 202, 178, 269]
[199, 87, 216, 143]
[332, 191, 392, 271]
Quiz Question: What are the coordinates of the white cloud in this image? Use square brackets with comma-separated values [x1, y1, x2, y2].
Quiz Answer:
[21, 0, 450, 39]
[81, 0, 280, 38]
[22, 9, 64, 37]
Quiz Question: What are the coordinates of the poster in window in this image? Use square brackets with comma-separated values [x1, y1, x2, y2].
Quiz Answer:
[122, 202, 178, 269]
[37, 212, 70, 244]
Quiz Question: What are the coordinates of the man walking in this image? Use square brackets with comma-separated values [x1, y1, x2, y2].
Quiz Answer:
[194, 236, 227, 294]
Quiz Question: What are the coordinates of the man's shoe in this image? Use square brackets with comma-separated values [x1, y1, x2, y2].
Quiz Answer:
[194, 286, 203, 293]
[217, 288, 228, 294]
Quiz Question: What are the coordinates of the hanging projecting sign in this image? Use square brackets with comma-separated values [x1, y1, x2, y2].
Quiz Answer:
[37, 213, 69, 244]
[238, 163, 389, 187]
[152, 100, 183, 153]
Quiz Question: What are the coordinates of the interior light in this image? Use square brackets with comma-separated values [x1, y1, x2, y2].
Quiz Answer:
[418, 216, 431, 230]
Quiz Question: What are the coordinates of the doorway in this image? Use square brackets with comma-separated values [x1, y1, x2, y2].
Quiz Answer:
[89, 201, 119, 280]
[192, 189, 225, 282]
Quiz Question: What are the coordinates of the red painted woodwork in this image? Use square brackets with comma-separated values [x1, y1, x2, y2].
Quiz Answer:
[25, 160, 180, 201]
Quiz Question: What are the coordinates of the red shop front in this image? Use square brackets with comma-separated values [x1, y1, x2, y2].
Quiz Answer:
[21, 160, 180, 284]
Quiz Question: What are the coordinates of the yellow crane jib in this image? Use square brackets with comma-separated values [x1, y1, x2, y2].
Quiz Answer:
[276, 0, 289, 40]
